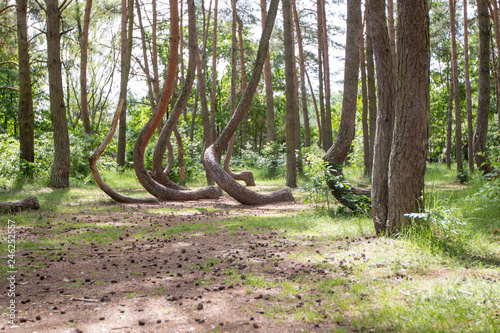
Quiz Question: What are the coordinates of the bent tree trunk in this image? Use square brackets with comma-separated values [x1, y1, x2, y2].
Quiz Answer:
[89, 98, 157, 203]
[323, 0, 369, 212]
[203, 0, 294, 205]
[134, 0, 221, 201]
[222, 0, 255, 187]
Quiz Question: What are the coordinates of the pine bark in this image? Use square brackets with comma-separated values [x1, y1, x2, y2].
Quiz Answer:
[293, 2, 310, 147]
[463, 0, 474, 173]
[321, 0, 333, 150]
[366, 29, 377, 164]
[237, 15, 249, 149]
[324, 0, 361, 165]
[360, 21, 370, 176]
[368, 0, 396, 233]
[386, 0, 430, 233]
[474, 0, 493, 173]
[16, 0, 34, 164]
[117, 0, 133, 167]
[490, 1, 500, 134]
[317, 0, 326, 150]
[283, 0, 297, 188]
[210, 0, 219, 143]
[80, 0, 92, 136]
[450, 0, 463, 172]
[46, 0, 71, 188]
[387, 0, 397, 75]
[447, 74, 453, 168]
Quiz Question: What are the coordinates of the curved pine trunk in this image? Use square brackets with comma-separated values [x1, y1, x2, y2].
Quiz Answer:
[132, 0, 221, 201]
[89, 99, 158, 203]
[203, 0, 294, 205]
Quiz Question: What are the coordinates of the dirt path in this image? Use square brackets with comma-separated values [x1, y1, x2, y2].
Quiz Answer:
[1, 196, 355, 333]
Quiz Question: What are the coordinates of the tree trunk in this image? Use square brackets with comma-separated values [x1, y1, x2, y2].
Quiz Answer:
[305, 67, 322, 146]
[317, 0, 326, 150]
[196, 1, 214, 185]
[366, 28, 377, 165]
[360, 19, 370, 176]
[238, 14, 249, 149]
[16, 0, 34, 164]
[283, 0, 297, 188]
[132, 0, 221, 201]
[151, 0, 221, 197]
[174, 126, 186, 186]
[136, 0, 155, 108]
[321, 0, 333, 150]
[293, 2, 310, 148]
[463, 0, 474, 173]
[490, 0, 500, 134]
[89, 98, 158, 203]
[152, 0, 160, 99]
[447, 73, 453, 168]
[210, 0, 218, 143]
[368, 0, 396, 233]
[323, 0, 365, 212]
[324, 0, 361, 165]
[223, 4, 255, 186]
[46, 0, 71, 188]
[203, 0, 294, 205]
[117, 0, 133, 167]
[0, 197, 40, 213]
[387, 0, 397, 74]
[293, 11, 309, 148]
[190, 90, 199, 141]
[80, 0, 92, 136]
[386, 0, 430, 233]
[450, 0, 463, 172]
[474, 0, 493, 173]
[261, 0, 275, 142]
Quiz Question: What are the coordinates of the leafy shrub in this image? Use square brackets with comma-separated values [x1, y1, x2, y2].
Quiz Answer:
[299, 147, 333, 210]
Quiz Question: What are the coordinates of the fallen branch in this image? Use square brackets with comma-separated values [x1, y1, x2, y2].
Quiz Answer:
[71, 297, 99, 302]
[0, 197, 40, 213]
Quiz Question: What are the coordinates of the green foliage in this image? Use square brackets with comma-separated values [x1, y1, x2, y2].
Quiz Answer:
[299, 147, 332, 209]
[236, 141, 286, 179]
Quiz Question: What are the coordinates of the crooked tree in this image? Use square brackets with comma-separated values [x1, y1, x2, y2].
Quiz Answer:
[203, 0, 294, 205]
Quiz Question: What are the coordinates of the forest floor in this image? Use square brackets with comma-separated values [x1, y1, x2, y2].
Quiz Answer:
[0, 177, 499, 332]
